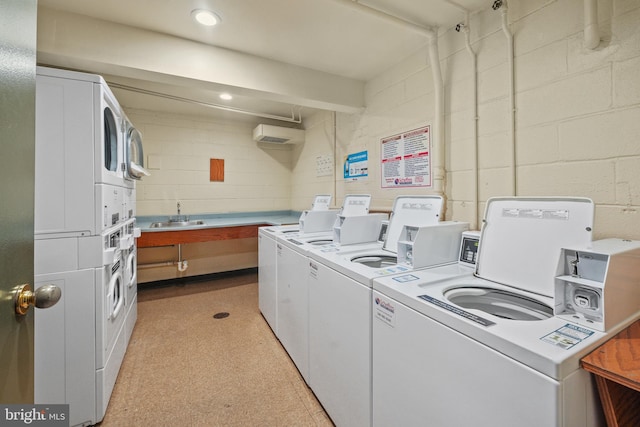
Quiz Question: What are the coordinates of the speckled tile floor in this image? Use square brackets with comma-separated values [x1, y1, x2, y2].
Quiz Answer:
[99, 269, 334, 427]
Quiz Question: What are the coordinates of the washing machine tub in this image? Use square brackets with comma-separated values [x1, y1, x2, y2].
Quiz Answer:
[350, 253, 397, 268]
[444, 286, 553, 321]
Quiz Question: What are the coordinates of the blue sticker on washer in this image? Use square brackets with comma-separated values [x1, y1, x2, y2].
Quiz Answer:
[540, 323, 595, 350]
[391, 274, 419, 283]
[377, 265, 411, 276]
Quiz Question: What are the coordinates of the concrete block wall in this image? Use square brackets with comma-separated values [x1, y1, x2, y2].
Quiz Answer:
[335, 50, 437, 212]
[329, 0, 640, 239]
[128, 109, 293, 216]
[291, 110, 336, 211]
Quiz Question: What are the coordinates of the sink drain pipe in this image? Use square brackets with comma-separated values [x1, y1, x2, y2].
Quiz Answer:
[137, 244, 188, 272]
[177, 244, 188, 272]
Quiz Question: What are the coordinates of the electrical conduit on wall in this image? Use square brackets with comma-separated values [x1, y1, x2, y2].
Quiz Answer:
[493, 0, 516, 196]
[458, 15, 479, 230]
[584, 0, 600, 49]
[427, 34, 446, 202]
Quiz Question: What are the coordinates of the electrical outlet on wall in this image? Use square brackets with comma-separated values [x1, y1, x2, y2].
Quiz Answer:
[316, 154, 333, 177]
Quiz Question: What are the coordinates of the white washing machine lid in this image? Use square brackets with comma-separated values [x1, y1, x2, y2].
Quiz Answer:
[382, 195, 443, 253]
[340, 194, 371, 216]
[477, 197, 594, 298]
[310, 194, 332, 210]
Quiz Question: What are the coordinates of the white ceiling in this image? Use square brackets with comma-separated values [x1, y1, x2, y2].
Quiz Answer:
[37, 0, 490, 122]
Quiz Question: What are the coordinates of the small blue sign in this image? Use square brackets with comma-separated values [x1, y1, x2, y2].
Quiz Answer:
[344, 150, 368, 180]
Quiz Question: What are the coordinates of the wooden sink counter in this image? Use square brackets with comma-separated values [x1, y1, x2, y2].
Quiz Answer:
[137, 224, 269, 247]
[135, 212, 300, 283]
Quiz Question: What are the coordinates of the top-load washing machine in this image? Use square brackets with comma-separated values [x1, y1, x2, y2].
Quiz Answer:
[258, 194, 336, 333]
[259, 223, 301, 333]
[305, 195, 471, 427]
[274, 194, 388, 384]
[371, 197, 640, 427]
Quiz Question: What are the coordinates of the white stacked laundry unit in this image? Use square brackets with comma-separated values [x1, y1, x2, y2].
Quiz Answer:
[34, 67, 148, 427]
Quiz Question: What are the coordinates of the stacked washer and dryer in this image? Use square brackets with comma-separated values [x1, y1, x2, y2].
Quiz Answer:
[33, 67, 149, 426]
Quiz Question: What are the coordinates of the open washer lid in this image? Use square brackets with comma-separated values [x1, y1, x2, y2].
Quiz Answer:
[340, 194, 372, 216]
[476, 197, 594, 298]
[310, 194, 332, 211]
[382, 195, 443, 253]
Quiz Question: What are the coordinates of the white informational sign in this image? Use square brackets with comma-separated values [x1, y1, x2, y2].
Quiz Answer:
[374, 294, 396, 327]
[381, 125, 431, 188]
[344, 150, 368, 181]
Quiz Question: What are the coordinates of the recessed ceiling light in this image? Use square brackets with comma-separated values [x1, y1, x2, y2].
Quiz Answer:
[219, 93, 233, 100]
[191, 9, 220, 27]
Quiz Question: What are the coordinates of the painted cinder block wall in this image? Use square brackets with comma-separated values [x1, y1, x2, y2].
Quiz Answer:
[132, 1, 639, 241]
[131, 110, 293, 217]
[313, 0, 640, 239]
[290, 110, 337, 210]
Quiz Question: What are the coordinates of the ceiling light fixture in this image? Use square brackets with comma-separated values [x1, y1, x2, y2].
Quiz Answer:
[191, 9, 220, 27]
[219, 93, 233, 100]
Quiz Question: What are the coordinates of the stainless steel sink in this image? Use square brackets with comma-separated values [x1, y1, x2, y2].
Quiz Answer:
[149, 220, 206, 228]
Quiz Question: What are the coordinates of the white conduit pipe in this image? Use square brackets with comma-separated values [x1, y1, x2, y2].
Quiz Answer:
[427, 36, 446, 199]
[177, 243, 188, 272]
[138, 261, 177, 269]
[332, 0, 447, 205]
[336, 0, 436, 37]
[584, 0, 600, 49]
[138, 246, 189, 271]
[461, 19, 479, 230]
[500, 3, 516, 196]
[108, 82, 303, 124]
[333, 111, 338, 208]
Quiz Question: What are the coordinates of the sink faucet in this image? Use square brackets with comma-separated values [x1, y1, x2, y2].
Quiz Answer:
[170, 201, 189, 222]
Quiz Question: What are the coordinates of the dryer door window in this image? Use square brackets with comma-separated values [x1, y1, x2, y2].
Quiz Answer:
[126, 251, 137, 287]
[125, 127, 150, 179]
[104, 107, 118, 173]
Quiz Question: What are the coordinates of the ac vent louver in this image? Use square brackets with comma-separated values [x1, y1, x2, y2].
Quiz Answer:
[253, 124, 304, 144]
[260, 136, 289, 143]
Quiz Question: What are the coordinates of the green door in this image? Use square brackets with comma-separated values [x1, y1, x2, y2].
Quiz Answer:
[0, 0, 37, 404]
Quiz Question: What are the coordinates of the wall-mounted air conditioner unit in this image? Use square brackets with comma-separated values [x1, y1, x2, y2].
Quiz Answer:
[253, 124, 305, 144]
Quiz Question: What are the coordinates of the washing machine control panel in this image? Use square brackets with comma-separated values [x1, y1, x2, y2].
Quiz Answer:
[555, 239, 640, 332]
[460, 235, 479, 265]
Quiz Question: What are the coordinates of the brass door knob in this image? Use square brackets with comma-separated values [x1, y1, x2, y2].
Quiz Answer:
[15, 284, 62, 315]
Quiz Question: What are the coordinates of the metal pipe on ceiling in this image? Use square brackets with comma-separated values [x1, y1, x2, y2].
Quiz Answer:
[333, 0, 436, 37]
[107, 82, 303, 123]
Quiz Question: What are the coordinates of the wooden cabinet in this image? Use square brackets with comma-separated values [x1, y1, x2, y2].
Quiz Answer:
[137, 224, 267, 247]
[136, 224, 269, 283]
[581, 319, 640, 427]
